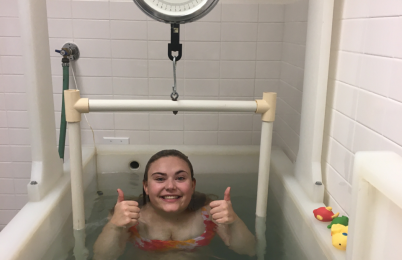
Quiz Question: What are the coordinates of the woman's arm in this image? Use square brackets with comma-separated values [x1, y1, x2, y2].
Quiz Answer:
[93, 189, 141, 260]
[209, 187, 256, 256]
[93, 222, 130, 260]
[216, 217, 256, 256]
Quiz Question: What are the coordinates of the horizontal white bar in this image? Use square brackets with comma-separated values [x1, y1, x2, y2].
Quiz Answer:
[88, 100, 257, 113]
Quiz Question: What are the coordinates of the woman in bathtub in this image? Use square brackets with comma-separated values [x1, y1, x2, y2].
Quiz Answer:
[93, 149, 256, 260]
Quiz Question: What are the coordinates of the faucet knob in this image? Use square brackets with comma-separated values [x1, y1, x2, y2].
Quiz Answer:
[55, 49, 68, 56]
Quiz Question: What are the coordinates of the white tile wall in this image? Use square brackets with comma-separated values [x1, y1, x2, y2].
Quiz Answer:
[0, 18, 20, 36]
[46, 0, 72, 19]
[12, 162, 31, 179]
[184, 42, 220, 61]
[389, 59, 402, 102]
[336, 51, 362, 86]
[339, 19, 366, 53]
[322, 163, 352, 213]
[355, 90, 387, 133]
[184, 79, 220, 96]
[0, 129, 9, 145]
[0, 162, 13, 178]
[3, 75, 25, 93]
[114, 130, 149, 145]
[184, 131, 218, 145]
[0, 0, 310, 230]
[273, 0, 309, 162]
[352, 123, 384, 153]
[220, 79, 254, 97]
[218, 131, 252, 145]
[0, 178, 14, 194]
[222, 4, 258, 22]
[219, 114, 254, 131]
[323, 0, 402, 215]
[364, 18, 402, 58]
[8, 128, 30, 145]
[48, 19, 73, 38]
[13, 179, 29, 194]
[111, 20, 148, 40]
[1, 56, 24, 75]
[256, 42, 282, 61]
[150, 131, 183, 145]
[383, 100, 402, 146]
[257, 23, 283, 42]
[0, 37, 22, 56]
[72, 1, 109, 19]
[331, 81, 358, 119]
[258, 4, 285, 22]
[110, 1, 148, 21]
[185, 61, 220, 79]
[330, 110, 355, 150]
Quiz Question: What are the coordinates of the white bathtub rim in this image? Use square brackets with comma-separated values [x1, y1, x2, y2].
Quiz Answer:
[0, 146, 95, 260]
[270, 149, 346, 260]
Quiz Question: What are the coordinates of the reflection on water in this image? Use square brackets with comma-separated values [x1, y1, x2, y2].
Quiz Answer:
[67, 173, 308, 260]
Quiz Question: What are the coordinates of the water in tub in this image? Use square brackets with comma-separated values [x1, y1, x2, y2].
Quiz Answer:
[65, 173, 308, 260]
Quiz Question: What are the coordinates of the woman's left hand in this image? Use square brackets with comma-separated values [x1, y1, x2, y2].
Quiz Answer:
[209, 187, 239, 225]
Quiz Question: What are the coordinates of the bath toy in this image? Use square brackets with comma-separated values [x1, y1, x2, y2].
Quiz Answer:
[327, 216, 349, 229]
[330, 223, 348, 236]
[331, 224, 348, 251]
[313, 207, 339, 222]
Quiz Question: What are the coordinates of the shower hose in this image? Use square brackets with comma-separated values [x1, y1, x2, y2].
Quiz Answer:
[58, 57, 70, 160]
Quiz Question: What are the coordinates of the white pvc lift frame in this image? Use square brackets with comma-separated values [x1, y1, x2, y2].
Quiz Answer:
[64, 90, 276, 259]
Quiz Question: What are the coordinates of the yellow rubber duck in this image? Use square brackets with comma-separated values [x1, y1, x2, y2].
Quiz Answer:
[331, 224, 348, 251]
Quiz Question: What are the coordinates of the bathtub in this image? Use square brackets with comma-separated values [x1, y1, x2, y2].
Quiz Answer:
[0, 145, 345, 260]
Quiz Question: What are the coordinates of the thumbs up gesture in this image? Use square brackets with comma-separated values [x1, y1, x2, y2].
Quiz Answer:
[209, 187, 239, 225]
[110, 189, 141, 228]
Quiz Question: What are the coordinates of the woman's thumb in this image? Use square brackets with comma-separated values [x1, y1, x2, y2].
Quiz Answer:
[224, 187, 231, 201]
[117, 188, 124, 203]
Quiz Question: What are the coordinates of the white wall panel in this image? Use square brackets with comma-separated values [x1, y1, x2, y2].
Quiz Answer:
[323, 0, 402, 215]
[0, 1, 308, 228]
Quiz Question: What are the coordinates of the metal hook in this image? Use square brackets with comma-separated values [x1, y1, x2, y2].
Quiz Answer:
[171, 56, 179, 115]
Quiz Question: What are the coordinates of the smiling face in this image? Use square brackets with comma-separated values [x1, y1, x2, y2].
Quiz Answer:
[144, 156, 196, 213]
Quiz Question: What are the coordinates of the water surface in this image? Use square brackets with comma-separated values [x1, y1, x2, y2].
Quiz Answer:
[68, 173, 308, 260]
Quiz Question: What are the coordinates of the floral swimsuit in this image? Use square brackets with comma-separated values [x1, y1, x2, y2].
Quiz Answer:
[129, 207, 216, 252]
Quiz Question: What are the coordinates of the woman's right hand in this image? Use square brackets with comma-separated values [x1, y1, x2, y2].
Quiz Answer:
[110, 188, 141, 228]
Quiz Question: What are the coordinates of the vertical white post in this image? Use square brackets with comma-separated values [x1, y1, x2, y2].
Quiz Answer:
[65, 90, 88, 259]
[256, 122, 274, 217]
[255, 122, 273, 260]
[255, 92, 276, 260]
[294, 0, 334, 203]
[68, 122, 88, 260]
[68, 122, 85, 231]
[255, 216, 267, 260]
[18, 0, 63, 201]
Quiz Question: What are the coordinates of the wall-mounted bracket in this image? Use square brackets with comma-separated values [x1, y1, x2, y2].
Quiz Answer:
[55, 42, 80, 61]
